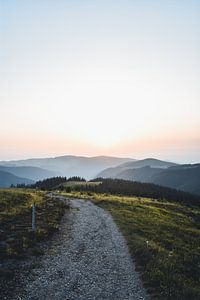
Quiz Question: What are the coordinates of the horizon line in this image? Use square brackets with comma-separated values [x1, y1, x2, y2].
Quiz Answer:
[0, 153, 198, 165]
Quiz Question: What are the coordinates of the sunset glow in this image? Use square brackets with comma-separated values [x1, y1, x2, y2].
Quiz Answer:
[0, 1, 200, 162]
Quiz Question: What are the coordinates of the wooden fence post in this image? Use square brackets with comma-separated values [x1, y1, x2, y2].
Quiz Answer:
[32, 203, 36, 231]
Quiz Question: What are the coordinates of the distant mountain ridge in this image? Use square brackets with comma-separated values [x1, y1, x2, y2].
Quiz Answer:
[118, 158, 177, 169]
[1, 156, 199, 195]
[97, 159, 200, 195]
[0, 155, 134, 180]
[116, 166, 163, 182]
[0, 170, 34, 187]
[97, 158, 177, 178]
[0, 166, 56, 181]
[150, 164, 200, 195]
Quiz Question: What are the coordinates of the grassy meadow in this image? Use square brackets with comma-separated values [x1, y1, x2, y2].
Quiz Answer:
[61, 191, 200, 299]
[60, 180, 101, 188]
[1, 186, 200, 299]
[0, 188, 68, 297]
[0, 188, 68, 258]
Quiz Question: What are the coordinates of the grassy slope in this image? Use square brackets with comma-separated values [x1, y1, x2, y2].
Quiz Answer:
[60, 181, 101, 188]
[0, 188, 68, 297]
[61, 191, 200, 300]
[0, 188, 68, 258]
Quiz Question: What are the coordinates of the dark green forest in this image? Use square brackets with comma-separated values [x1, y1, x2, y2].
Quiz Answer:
[20, 176, 200, 207]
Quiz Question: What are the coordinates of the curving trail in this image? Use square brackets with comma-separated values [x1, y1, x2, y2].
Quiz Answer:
[17, 197, 148, 300]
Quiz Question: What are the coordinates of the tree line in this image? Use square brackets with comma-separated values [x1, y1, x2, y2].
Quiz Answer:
[16, 176, 200, 207]
[74, 178, 200, 207]
[15, 176, 85, 190]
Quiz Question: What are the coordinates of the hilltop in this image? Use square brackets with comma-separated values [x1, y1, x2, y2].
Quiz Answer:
[97, 159, 200, 195]
[0, 155, 133, 181]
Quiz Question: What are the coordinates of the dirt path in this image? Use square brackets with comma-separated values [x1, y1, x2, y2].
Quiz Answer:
[16, 198, 148, 300]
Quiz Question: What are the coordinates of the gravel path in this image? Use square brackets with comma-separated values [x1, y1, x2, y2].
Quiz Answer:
[17, 198, 148, 300]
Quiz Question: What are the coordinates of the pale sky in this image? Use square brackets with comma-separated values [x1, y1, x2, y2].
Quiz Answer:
[0, 0, 200, 162]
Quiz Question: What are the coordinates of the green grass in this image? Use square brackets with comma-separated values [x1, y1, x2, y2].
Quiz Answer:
[0, 188, 68, 298]
[0, 188, 68, 259]
[61, 191, 200, 299]
[60, 180, 101, 188]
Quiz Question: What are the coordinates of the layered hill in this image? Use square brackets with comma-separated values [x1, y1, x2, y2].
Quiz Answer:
[97, 158, 177, 178]
[0, 170, 34, 187]
[97, 160, 200, 195]
[0, 155, 133, 180]
[0, 166, 56, 181]
[150, 164, 200, 195]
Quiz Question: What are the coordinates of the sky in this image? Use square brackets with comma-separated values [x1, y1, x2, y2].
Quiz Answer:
[0, 0, 200, 163]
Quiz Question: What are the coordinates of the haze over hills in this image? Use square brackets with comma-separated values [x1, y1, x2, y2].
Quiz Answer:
[150, 164, 200, 195]
[97, 158, 177, 178]
[0, 155, 199, 195]
[118, 158, 177, 169]
[116, 166, 164, 182]
[0, 166, 56, 181]
[0, 155, 133, 180]
[97, 159, 200, 195]
[0, 170, 34, 187]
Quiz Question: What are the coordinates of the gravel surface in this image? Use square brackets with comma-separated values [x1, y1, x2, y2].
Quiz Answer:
[16, 197, 148, 300]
